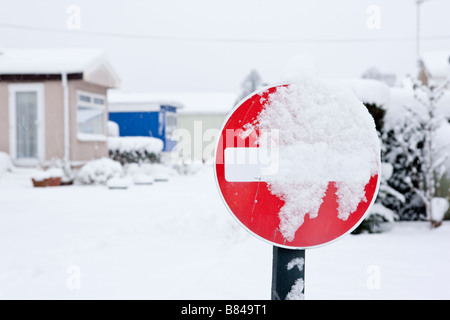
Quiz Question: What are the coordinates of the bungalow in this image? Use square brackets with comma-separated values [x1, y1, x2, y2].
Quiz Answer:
[0, 48, 120, 166]
[108, 91, 236, 161]
[107, 92, 183, 152]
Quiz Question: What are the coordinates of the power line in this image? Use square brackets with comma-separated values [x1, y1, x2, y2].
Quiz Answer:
[1, 22, 450, 44]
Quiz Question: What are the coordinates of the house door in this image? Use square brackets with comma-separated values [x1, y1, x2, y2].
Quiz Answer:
[9, 84, 45, 165]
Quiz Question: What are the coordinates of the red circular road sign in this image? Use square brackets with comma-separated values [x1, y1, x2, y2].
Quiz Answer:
[214, 83, 380, 249]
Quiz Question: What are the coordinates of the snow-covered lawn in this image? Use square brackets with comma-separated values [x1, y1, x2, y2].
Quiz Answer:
[0, 166, 449, 299]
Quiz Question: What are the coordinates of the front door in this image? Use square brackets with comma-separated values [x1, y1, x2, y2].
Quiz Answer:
[9, 84, 45, 165]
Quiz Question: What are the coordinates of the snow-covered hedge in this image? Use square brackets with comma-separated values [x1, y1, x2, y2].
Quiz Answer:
[353, 203, 397, 234]
[108, 137, 163, 165]
[339, 79, 390, 133]
[340, 78, 390, 109]
[77, 158, 123, 185]
[380, 82, 450, 223]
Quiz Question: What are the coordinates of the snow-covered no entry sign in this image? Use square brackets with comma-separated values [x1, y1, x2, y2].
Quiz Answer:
[214, 77, 380, 249]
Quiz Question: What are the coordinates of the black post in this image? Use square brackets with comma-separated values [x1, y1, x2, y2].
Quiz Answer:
[271, 246, 305, 300]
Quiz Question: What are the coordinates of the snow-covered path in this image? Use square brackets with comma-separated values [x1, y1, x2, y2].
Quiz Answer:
[0, 166, 449, 299]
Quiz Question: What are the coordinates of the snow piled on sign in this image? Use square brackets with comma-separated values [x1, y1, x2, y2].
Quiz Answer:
[255, 75, 380, 242]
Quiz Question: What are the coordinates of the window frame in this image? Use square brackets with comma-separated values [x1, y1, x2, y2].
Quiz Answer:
[165, 111, 177, 140]
[76, 90, 107, 141]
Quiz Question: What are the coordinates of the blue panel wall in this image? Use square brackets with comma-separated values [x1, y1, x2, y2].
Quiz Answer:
[109, 112, 161, 138]
[109, 109, 177, 152]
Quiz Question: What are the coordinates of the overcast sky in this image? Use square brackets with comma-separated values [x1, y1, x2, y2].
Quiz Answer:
[1, 0, 449, 93]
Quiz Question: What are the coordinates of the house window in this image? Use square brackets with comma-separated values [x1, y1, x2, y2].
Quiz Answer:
[77, 91, 106, 140]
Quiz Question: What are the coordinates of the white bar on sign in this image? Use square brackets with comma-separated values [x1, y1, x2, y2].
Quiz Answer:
[224, 147, 278, 182]
[224, 144, 372, 184]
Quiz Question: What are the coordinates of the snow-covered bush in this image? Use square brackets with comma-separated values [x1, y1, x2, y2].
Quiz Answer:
[432, 197, 449, 227]
[77, 158, 123, 185]
[0, 152, 13, 178]
[172, 160, 204, 175]
[380, 126, 427, 220]
[107, 121, 120, 137]
[341, 79, 389, 133]
[353, 162, 400, 234]
[124, 162, 173, 184]
[107, 177, 131, 189]
[353, 203, 397, 234]
[344, 78, 450, 226]
[47, 158, 75, 184]
[138, 163, 172, 181]
[46, 168, 64, 179]
[108, 136, 163, 165]
[381, 79, 450, 227]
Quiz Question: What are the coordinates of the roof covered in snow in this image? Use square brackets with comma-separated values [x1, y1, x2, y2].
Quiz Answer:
[0, 48, 120, 88]
[421, 51, 450, 79]
[108, 91, 237, 114]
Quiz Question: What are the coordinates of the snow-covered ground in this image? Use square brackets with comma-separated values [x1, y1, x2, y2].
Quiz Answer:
[0, 165, 449, 300]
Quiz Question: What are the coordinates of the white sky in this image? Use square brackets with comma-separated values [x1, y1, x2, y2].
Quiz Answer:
[0, 0, 449, 93]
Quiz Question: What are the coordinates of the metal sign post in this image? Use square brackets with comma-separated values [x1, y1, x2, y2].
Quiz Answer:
[271, 247, 305, 300]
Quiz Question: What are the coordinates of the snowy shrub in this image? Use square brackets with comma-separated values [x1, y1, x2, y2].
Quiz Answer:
[346, 82, 431, 232]
[138, 163, 173, 181]
[0, 152, 13, 178]
[123, 162, 173, 182]
[431, 197, 449, 226]
[341, 79, 389, 133]
[172, 160, 204, 175]
[107, 121, 120, 137]
[108, 137, 163, 165]
[380, 128, 427, 220]
[380, 79, 450, 227]
[46, 168, 64, 178]
[353, 162, 400, 234]
[353, 203, 398, 234]
[350, 95, 393, 233]
[77, 158, 123, 185]
[364, 102, 386, 133]
[47, 158, 76, 184]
